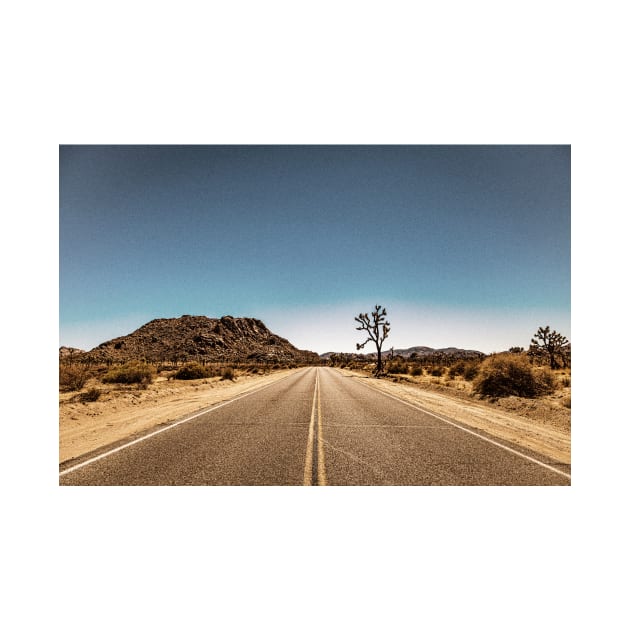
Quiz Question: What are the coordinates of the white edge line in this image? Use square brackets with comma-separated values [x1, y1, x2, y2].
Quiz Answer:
[357, 379, 571, 480]
[60, 367, 310, 477]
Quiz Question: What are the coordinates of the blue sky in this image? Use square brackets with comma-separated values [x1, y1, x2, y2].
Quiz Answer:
[59, 145, 570, 354]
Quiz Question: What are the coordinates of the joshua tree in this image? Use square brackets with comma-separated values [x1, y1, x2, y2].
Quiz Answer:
[355, 305, 390, 375]
[528, 325, 570, 369]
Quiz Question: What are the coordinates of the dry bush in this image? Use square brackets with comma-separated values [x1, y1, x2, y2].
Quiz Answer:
[450, 360, 480, 381]
[59, 363, 92, 392]
[173, 362, 214, 380]
[449, 361, 466, 377]
[533, 367, 557, 394]
[387, 360, 407, 374]
[102, 361, 155, 386]
[473, 354, 557, 399]
[463, 364, 479, 381]
[221, 367, 235, 381]
[409, 365, 423, 376]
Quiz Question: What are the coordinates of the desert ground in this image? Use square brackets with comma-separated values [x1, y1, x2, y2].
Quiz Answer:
[59, 366, 570, 466]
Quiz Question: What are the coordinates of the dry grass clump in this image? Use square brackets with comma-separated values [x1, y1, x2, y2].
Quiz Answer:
[473, 354, 557, 399]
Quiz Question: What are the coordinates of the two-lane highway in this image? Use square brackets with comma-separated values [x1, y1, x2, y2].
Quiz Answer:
[59, 367, 570, 485]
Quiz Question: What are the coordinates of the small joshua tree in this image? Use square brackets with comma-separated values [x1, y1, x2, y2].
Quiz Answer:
[528, 325, 570, 369]
[355, 305, 390, 376]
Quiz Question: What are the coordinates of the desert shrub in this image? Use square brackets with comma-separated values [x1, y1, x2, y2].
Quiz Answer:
[450, 360, 480, 380]
[562, 395, 571, 408]
[429, 366, 445, 377]
[387, 361, 407, 374]
[102, 361, 155, 385]
[173, 362, 212, 380]
[473, 355, 557, 398]
[79, 387, 101, 402]
[449, 361, 466, 377]
[409, 365, 424, 376]
[59, 363, 92, 392]
[221, 367, 235, 381]
[534, 367, 557, 394]
[561, 375, 571, 387]
[463, 364, 479, 381]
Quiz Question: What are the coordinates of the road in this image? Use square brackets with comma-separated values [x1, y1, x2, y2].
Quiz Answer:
[59, 367, 571, 485]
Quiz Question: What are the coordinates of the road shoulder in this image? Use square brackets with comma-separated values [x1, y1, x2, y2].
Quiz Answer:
[59, 368, 299, 464]
[336, 368, 571, 465]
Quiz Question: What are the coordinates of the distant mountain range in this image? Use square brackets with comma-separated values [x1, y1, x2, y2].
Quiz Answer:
[60, 315, 320, 364]
[320, 346, 485, 360]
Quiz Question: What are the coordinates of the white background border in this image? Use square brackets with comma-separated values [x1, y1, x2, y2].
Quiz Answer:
[4, 1, 628, 628]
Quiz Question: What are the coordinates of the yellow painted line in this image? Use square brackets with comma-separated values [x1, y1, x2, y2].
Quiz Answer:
[316, 372, 327, 486]
[303, 370, 318, 486]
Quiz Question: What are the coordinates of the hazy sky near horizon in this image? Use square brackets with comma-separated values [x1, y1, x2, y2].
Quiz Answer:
[59, 145, 570, 354]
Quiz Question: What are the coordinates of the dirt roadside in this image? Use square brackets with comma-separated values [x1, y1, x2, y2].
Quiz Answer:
[337, 368, 571, 464]
[59, 368, 296, 464]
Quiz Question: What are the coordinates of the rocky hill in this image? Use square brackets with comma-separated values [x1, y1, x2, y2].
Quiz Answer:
[78, 315, 320, 364]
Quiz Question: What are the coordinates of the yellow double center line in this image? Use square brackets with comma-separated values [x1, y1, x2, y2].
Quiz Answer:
[303, 369, 327, 486]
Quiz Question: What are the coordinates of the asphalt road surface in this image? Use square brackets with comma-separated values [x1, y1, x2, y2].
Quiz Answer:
[59, 367, 571, 486]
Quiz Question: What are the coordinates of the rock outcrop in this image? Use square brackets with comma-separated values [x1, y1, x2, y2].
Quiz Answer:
[59, 346, 85, 359]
